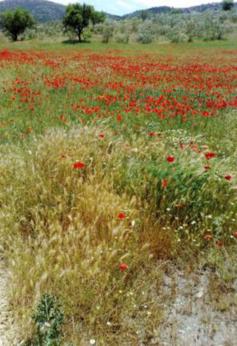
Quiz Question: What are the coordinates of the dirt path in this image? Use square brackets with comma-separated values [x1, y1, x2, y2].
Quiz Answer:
[0, 264, 17, 346]
[158, 268, 237, 346]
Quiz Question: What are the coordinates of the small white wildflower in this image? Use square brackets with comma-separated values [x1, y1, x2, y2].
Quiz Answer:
[132, 148, 138, 153]
[40, 322, 51, 332]
[191, 220, 196, 225]
[90, 339, 96, 345]
[107, 321, 112, 326]
[166, 208, 171, 211]
[131, 220, 136, 227]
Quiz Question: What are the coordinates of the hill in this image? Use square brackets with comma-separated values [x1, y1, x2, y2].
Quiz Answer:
[121, 2, 237, 19]
[0, 0, 65, 22]
[0, 0, 236, 23]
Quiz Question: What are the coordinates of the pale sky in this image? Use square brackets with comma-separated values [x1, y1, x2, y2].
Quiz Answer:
[51, 0, 223, 15]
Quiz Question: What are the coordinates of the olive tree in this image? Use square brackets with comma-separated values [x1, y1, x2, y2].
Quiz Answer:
[222, 0, 234, 11]
[0, 8, 35, 41]
[63, 3, 105, 42]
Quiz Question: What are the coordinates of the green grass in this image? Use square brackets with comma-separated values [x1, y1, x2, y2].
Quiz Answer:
[1, 33, 237, 52]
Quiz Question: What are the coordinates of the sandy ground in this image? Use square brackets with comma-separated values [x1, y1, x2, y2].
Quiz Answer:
[0, 264, 17, 346]
[157, 268, 237, 346]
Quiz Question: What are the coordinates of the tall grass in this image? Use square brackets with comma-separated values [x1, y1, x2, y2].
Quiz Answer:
[0, 123, 236, 343]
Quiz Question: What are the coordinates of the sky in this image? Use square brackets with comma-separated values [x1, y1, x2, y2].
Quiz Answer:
[50, 0, 223, 15]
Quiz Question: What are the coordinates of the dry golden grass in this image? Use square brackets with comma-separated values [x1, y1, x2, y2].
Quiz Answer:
[0, 128, 164, 344]
[0, 125, 236, 344]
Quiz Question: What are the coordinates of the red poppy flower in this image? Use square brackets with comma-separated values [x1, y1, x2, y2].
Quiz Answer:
[117, 114, 123, 122]
[148, 131, 156, 137]
[118, 212, 126, 220]
[99, 133, 105, 139]
[119, 263, 128, 272]
[224, 175, 232, 181]
[205, 152, 216, 160]
[73, 161, 85, 170]
[166, 155, 175, 163]
[233, 231, 237, 239]
[161, 179, 168, 189]
[59, 114, 67, 123]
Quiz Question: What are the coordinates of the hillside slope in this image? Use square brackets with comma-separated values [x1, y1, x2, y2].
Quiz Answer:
[122, 2, 237, 19]
[0, 0, 65, 22]
[0, 1, 236, 23]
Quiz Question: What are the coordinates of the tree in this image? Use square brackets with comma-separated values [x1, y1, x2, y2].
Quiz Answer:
[185, 19, 196, 42]
[0, 8, 35, 41]
[222, 0, 234, 11]
[137, 21, 154, 44]
[101, 23, 114, 43]
[63, 3, 105, 42]
[91, 11, 106, 28]
[140, 10, 148, 21]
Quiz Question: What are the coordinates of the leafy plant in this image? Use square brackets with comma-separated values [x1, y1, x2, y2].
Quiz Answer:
[25, 294, 64, 346]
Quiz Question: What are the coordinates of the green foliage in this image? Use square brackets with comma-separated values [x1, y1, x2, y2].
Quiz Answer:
[140, 10, 148, 21]
[91, 11, 106, 27]
[90, 7, 237, 46]
[63, 3, 104, 42]
[185, 19, 197, 42]
[167, 28, 188, 43]
[0, 8, 35, 41]
[114, 32, 129, 43]
[203, 15, 226, 40]
[222, 0, 234, 11]
[136, 21, 154, 43]
[101, 23, 114, 43]
[25, 294, 64, 346]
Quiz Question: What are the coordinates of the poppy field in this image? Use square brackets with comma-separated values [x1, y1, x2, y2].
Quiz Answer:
[0, 42, 237, 344]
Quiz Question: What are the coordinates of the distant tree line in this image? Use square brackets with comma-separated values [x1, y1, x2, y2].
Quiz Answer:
[0, 0, 236, 43]
[97, 4, 237, 44]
